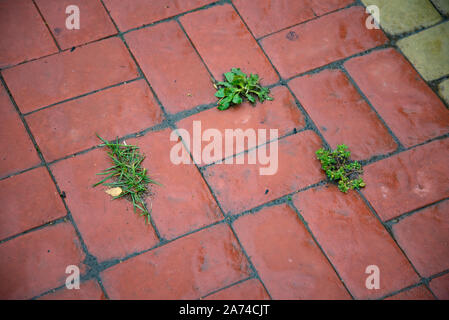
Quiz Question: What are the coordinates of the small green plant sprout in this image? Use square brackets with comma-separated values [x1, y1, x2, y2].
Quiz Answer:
[93, 134, 161, 224]
[213, 68, 273, 110]
[316, 144, 366, 193]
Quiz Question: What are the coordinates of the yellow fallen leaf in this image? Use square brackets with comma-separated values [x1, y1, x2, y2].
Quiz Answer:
[105, 187, 122, 197]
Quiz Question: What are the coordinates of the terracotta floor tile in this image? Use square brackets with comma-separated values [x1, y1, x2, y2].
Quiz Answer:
[429, 273, 449, 300]
[293, 185, 419, 299]
[0, 84, 40, 178]
[385, 285, 434, 300]
[101, 224, 251, 299]
[234, 204, 350, 299]
[0, 222, 86, 299]
[234, 0, 353, 38]
[289, 69, 397, 160]
[39, 279, 106, 300]
[125, 21, 215, 114]
[203, 130, 325, 215]
[127, 129, 222, 240]
[2, 37, 139, 113]
[35, 0, 117, 50]
[392, 201, 449, 277]
[204, 279, 270, 300]
[345, 48, 449, 148]
[0, 0, 58, 68]
[51, 149, 159, 262]
[103, 0, 215, 31]
[27, 80, 163, 162]
[362, 139, 449, 221]
[177, 86, 306, 164]
[0, 167, 65, 240]
[260, 6, 387, 79]
[180, 4, 279, 85]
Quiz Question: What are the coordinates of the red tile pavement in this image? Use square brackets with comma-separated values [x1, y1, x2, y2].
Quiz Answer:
[1, 0, 448, 300]
[0, 222, 86, 300]
[233, 0, 353, 39]
[51, 148, 159, 262]
[345, 48, 449, 148]
[0, 167, 65, 240]
[260, 6, 387, 79]
[392, 201, 449, 278]
[2, 37, 139, 114]
[234, 204, 350, 299]
[293, 185, 419, 299]
[127, 129, 222, 240]
[125, 21, 216, 114]
[180, 4, 279, 85]
[0, 84, 40, 178]
[35, 0, 117, 50]
[26, 80, 163, 162]
[362, 139, 449, 221]
[101, 224, 251, 299]
[103, 0, 215, 31]
[204, 279, 270, 300]
[203, 130, 325, 215]
[289, 69, 397, 160]
[0, 0, 58, 68]
[385, 286, 434, 300]
[177, 86, 306, 164]
[429, 274, 449, 300]
[39, 279, 106, 300]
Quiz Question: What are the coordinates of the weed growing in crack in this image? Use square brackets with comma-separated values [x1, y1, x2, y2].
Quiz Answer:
[213, 68, 273, 110]
[93, 134, 161, 224]
[316, 144, 366, 193]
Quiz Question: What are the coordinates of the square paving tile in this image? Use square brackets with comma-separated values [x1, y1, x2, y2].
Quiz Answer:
[204, 278, 270, 300]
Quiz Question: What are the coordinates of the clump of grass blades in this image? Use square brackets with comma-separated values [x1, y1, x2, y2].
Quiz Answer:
[93, 134, 160, 224]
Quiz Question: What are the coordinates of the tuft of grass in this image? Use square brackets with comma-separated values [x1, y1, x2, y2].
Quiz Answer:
[93, 134, 161, 224]
[316, 144, 366, 193]
[213, 68, 273, 110]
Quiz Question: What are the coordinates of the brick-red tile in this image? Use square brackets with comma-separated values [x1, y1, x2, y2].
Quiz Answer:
[260, 6, 387, 79]
[0, 0, 58, 68]
[177, 86, 306, 164]
[0, 167, 65, 240]
[0, 222, 86, 299]
[35, 0, 117, 50]
[127, 129, 222, 240]
[392, 201, 449, 277]
[345, 48, 449, 148]
[289, 69, 397, 160]
[362, 139, 449, 221]
[51, 149, 159, 262]
[0, 84, 40, 178]
[125, 21, 215, 114]
[39, 279, 106, 300]
[293, 185, 419, 299]
[103, 0, 215, 31]
[234, 204, 350, 299]
[203, 130, 325, 215]
[102, 224, 251, 299]
[2, 37, 139, 114]
[234, 0, 353, 39]
[429, 273, 449, 300]
[385, 286, 434, 300]
[204, 279, 270, 300]
[180, 4, 279, 85]
[27, 80, 163, 162]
